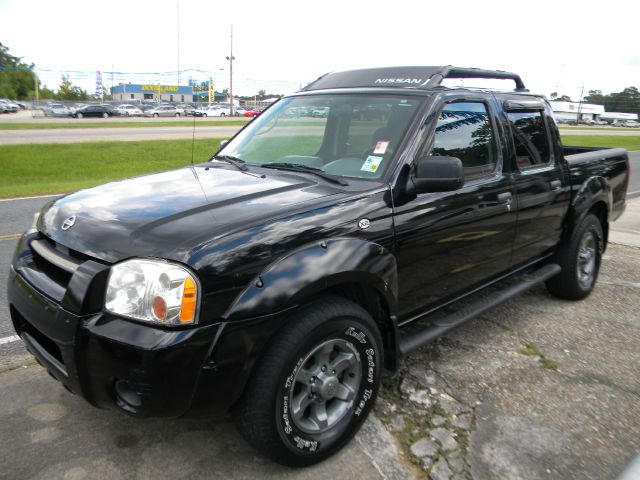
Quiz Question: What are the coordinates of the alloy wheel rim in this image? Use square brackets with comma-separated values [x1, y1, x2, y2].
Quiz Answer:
[577, 231, 597, 289]
[288, 338, 361, 435]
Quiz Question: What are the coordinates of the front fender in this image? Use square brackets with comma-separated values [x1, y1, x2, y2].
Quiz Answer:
[223, 237, 398, 320]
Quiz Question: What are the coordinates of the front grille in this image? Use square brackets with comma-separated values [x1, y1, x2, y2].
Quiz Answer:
[18, 234, 106, 304]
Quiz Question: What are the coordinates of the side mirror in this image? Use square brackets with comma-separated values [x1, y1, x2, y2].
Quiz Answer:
[220, 140, 229, 148]
[407, 156, 464, 195]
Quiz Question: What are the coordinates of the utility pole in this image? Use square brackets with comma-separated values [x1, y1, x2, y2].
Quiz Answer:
[576, 83, 585, 124]
[226, 25, 235, 116]
[177, 0, 180, 86]
[33, 70, 39, 117]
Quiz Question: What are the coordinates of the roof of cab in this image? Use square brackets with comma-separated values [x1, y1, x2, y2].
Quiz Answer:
[301, 66, 528, 93]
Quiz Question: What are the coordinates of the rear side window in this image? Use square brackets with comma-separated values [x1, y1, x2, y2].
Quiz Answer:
[431, 102, 497, 180]
[507, 111, 551, 169]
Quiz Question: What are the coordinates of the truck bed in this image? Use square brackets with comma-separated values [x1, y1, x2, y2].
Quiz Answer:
[563, 146, 629, 221]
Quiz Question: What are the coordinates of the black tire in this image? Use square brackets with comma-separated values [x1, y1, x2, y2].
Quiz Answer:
[236, 296, 383, 467]
[546, 213, 604, 300]
[220, 112, 226, 117]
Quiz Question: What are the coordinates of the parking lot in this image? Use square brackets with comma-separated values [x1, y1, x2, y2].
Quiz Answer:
[0, 192, 638, 479]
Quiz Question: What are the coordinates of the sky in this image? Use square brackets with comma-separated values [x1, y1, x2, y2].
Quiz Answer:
[1, 0, 639, 100]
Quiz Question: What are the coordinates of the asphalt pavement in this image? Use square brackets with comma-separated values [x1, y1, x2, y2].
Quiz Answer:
[0, 181, 639, 479]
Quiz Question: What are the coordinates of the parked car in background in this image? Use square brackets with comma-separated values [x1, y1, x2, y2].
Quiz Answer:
[69, 104, 88, 114]
[143, 105, 183, 117]
[73, 104, 116, 118]
[233, 106, 247, 116]
[200, 105, 230, 117]
[43, 103, 71, 117]
[244, 109, 261, 117]
[0, 99, 20, 113]
[311, 106, 330, 117]
[183, 104, 199, 116]
[114, 104, 143, 117]
[620, 120, 640, 128]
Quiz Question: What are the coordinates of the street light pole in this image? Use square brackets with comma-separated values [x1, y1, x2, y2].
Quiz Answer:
[226, 25, 235, 116]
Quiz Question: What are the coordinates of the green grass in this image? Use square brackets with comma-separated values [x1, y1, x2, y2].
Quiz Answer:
[560, 135, 640, 150]
[0, 119, 249, 130]
[520, 341, 558, 371]
[558, 125, 635, 131]
[0, 138, 222, 198]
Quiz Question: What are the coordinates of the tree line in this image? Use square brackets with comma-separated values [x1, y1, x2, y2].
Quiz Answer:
[1, 42, 90, 100]
[550, 87, 640, 116]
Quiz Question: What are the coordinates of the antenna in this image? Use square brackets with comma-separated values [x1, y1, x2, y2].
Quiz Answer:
[191, 106, 196, 165]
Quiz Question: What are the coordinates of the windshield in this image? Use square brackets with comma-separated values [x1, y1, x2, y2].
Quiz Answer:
[219, 94, 423, 180]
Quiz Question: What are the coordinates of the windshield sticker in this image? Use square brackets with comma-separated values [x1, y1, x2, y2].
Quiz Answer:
[374, 141, 389, 155]
[361, 156, 383, 173]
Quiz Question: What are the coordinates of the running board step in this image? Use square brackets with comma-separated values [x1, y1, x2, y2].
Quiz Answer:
[398, 263, 561, 357]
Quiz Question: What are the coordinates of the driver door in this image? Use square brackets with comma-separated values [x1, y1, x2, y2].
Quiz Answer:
[393, 96, 517, 318]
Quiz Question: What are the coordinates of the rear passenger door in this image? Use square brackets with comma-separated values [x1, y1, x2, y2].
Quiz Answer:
[393, 96, 517, 317]
[504, 102, 569, 265]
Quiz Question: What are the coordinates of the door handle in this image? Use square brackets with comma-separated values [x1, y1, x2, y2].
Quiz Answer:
[497, 192, 513, 211]
[497, 192, 512, 203]
[550, 180, 562, 191]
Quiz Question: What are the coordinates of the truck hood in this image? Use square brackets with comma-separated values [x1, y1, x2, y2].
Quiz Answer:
[38, 165, 341, 263]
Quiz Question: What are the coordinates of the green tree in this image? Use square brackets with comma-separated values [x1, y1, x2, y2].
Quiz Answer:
[584, 89, 606, 105]
[57, 75, 89, 101]
[0, 42, 36, 99]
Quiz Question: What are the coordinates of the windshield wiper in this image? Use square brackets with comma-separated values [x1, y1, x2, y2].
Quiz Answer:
[260, 162, 349, 186]
[211, 155, 249, 171]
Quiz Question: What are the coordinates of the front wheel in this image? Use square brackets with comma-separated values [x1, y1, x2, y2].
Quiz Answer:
[102, 112, 109, 118]
[546, 213, 603, 300]
[175, 113, 180, 117]
[153, 113, 159, 118]
[236, 296, 382, 467]
[220, 112, 226, 117]
[76, 113, 83, 119]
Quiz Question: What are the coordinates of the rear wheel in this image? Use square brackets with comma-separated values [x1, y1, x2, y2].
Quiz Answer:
[102, 112, 109, 118]
[236, 296, 382, 466]
[175, 113, 180, 117]
[153, 113, 159, 118]
[546, 213, 603, 300]
[220, 112, 226, 117]
[76, 113, 83, 119]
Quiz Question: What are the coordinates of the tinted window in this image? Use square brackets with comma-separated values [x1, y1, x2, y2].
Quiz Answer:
[431, 102, 497, 179]
[507, 111, 551, 169]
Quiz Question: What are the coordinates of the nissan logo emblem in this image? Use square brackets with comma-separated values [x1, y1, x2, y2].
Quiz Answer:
[61, 216, 76, 231]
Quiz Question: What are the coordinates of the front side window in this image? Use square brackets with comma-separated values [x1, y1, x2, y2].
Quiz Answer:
[430, 102, 497, 180]
[507, 111, 551, 169]
[220, 94, 423, 180]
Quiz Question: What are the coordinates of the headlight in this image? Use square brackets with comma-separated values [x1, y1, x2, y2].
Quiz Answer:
[105, 259, 199, 325]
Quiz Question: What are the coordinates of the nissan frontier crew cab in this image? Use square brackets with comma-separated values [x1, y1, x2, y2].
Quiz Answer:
[8, 66, 629, 466]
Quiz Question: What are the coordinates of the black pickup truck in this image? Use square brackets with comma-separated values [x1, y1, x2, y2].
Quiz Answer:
[8, 66, 629, 466]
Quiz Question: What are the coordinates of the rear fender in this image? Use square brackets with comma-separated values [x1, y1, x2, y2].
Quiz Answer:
[566, 175, 610, 237]
[223, 237, 398, 321]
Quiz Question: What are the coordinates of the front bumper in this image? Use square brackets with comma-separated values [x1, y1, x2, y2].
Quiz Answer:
[9, 266, 224, 416]
[7, 235, 286, 418]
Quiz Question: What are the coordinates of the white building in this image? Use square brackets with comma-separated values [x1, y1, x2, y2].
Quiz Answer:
[549, 101, 638, 123]
[549, 101, 604, 122]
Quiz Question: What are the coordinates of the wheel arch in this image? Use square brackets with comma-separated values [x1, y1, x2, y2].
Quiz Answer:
[222, 237, 400, 370]
[565, 176, 611, 250]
